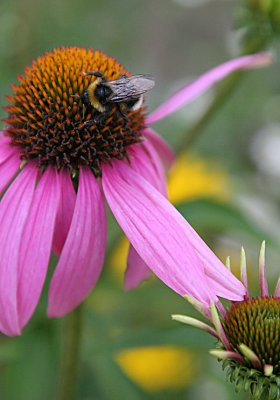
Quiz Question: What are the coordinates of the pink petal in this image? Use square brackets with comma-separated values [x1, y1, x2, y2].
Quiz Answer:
[47, 167, 107, 317]
[141, 140, 167, 195]
[146, 52, 273, 125]
[178, 219, 246, 300]
[103, 161, 215, 304]
[52, 170, 76, 255]
[0, 132, 13, 144]
[143, 128, 175, 168]
[0, 165, 37, 336]
[124, 143, 168, 289]
[274, 277, 280, 297]
[124, 246, 151, 290]
[129, 144, 167, 195]
[0, 154, 21, 195]
[17, 167, 60, 329]
[0, 131, 8, 139]
[0, 137, 18, 164]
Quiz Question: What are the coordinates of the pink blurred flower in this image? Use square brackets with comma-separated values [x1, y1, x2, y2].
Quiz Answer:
[0, 47, 272, 335]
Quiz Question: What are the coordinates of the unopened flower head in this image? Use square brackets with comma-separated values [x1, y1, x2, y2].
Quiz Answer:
[238, 0, 280, 50]
[0, 46, 272, 336]
[173, 243, 280, 400]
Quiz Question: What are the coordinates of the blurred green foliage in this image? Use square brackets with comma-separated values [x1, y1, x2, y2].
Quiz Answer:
[237, 0, 280, 50]
[0, 0, 280, 399]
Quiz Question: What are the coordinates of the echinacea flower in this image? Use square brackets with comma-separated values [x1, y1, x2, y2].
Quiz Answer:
[173, 242, 280, 400]
[0, 47, 272, 336]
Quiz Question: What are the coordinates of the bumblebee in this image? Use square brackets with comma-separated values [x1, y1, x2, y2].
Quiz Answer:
[80, 71, 155, 124]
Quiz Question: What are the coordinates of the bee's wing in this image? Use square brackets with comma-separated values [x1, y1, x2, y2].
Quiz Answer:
[107, 74, 155, 102]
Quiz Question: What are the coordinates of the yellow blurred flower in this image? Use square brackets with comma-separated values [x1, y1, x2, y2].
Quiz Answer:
[109, 236, 130, 279]
[168, 153, 229, 204]
[115, 346, 197, 392]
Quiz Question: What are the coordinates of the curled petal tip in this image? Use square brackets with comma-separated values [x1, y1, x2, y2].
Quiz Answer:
[259, 240, 268, 297]
[240, 247, 246, 270]
[184, 295, 211, 320]
[239, 344, 261, 369]
[225, 256, 231, 271]
[209, 349, 244, 363]
[146, 52, 273, 125]
[240, 246, 249, 298]
[264, 364, 274, 376]
[172, 314, 219, 338]
[210, 302, 231, 350]
[243, 52, 273, 69]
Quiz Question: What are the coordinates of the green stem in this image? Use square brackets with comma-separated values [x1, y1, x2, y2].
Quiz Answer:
[58, 304, 84, 400]
[175, 41, 267, 152]
[175, 71, 244, 152]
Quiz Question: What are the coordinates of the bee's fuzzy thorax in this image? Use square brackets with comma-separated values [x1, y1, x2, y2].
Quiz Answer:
[87, 79, 106, 113]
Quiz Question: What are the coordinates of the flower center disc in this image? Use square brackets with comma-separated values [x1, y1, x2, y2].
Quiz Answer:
[4, 47, 145, 176]
[223, 296, 280, 373]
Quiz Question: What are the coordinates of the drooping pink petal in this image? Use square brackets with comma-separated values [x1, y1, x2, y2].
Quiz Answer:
[0, 165, 37, 336]
[47, 167, 107, 317]
[124, 246, 151, 290]
[103, 161, 216, 305]
[181, 227, 245, 300]
[161, 202, 245, 299]
[146, 52, 272, 125]
[143, 128, 175, 168]
[138, 160, 245, 299]
[0, 154, 21, 195]
[142, 140, 167, 195]
[52, 170, 76, 255]
[124, 143, 168, 289]
[129, 143, 167, 195]
[17, 167, 60, 329]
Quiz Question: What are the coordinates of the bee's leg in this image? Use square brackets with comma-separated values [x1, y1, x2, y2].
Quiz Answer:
[116, 103, 128, 121]
[94, 112, 108, 124]
[84, 114, 105, 127]
[84, 106, 110, 127]
[84, 119, 96, 127]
